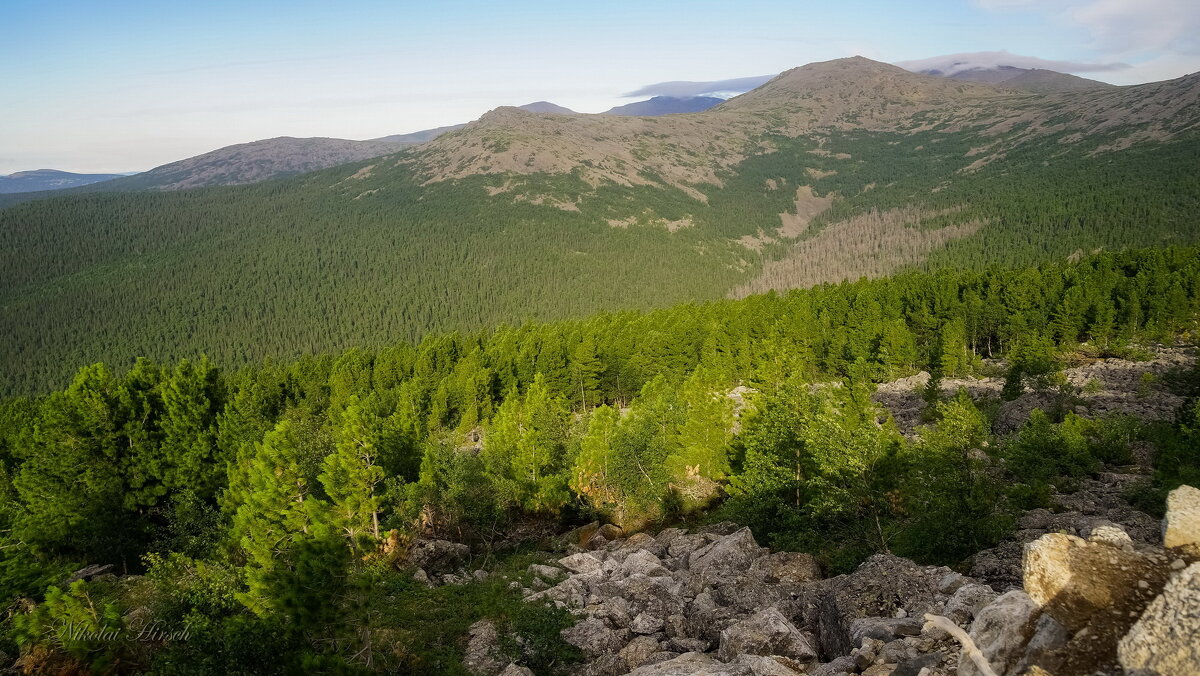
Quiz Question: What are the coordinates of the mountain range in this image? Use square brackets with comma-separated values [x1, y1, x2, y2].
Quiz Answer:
[5, 56, 1119, 198]
[0, 169, 126, 194]
[2, 55, 1198, 393]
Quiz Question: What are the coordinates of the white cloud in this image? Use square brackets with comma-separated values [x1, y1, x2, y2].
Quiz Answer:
[895, 50, 1127, 75]
[969, 0, 1200, 83]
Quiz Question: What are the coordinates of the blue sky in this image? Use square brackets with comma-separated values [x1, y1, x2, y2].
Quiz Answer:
[2, 0, 1198, 174]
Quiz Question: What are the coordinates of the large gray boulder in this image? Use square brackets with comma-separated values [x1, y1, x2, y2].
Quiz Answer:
[561, 617, 633, 659]
[407, 538, 469, 574]
[961, 590, 1040, 676]
[943, 583, 998, 626]
[1118, 561, 1200, 675]
[689, 528, 766, 579]
[717, 607, 817, 663]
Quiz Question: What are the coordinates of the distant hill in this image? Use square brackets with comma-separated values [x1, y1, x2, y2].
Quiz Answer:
[516, 101, 576, 114]
[98, 136, 413, 191]
[603, 95, 724, 116]
[68, 102, 575, 193]
[373, 124, 466, 144]
[0, 169, 124, 194]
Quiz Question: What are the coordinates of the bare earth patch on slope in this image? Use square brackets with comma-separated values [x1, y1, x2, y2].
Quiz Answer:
[777, 185, 836, 238]
[730, 206, 982, 297]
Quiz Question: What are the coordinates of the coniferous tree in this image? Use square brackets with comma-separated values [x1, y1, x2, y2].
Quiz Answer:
[229, 421, 327, 616]
[319, 397, 386, 548]
[570, 334, 603, 410]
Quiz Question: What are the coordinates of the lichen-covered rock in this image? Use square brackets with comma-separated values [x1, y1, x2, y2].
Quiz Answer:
[961, 590, 1040, 676]
[809, 655, 856, 676]
[561, 617, 633, 658]
[1118, 561, 1200, 675]
[1020, 530, 1175, 674]
[621, 532, 668, 558]
[620, 635, 665, 670]
[629, 651, 754, 675]
[749, 551, 821, 585]
[583, 653, 630, 676]
[499, 665, 534, 676]
[560, 552, 604, 574]
[1163, 484, 1200, 554]
[717, 607, 816, 663]
[730, 653, 809, 675]
[528, 563, 564, 581]
[631, 611, 665, 635]
[464, 619, 506, 676]
[622, 549, 671, 578]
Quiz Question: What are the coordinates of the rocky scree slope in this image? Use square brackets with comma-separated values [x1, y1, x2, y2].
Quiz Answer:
[447, 485, 1200, 676]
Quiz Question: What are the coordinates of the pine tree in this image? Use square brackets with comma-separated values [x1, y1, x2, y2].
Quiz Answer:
[665, 370, 734, 510]
[229, 420, 328, 616]
[938, 318, 971, 377]
[158, 357, 223, 498]
[319, 397, 386, 549]
[571, 405, 621, 512]
[570, 334, 603, 410]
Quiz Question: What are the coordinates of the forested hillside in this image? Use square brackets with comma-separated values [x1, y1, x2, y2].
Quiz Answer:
[1, 247, 1198, 672]
[2, 58, 1199, 395]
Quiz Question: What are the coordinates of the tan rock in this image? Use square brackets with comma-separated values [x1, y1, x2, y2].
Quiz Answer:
[1163, 484, 1200, 553]
[1118, 561, 1200, 676]
[1087, 524, 1134, 551]
[1022, 533, 1157, 630]
[1021, 532, 1173, 674]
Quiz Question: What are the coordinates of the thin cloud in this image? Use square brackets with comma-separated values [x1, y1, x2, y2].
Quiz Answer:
[623, 75, 776, 98]
[895, 50, 1128, 75]
[1066, 0, 1200, 55]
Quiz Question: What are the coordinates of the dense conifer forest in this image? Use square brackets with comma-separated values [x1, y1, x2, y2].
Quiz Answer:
[2, 126, 1198, 396]
[2, 247, 1198, 672]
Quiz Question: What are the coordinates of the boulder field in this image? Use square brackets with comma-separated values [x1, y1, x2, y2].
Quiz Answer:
[455, 485, 1200, 676]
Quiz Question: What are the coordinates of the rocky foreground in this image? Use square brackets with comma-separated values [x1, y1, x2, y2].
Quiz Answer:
[448, 485, 1200, 676]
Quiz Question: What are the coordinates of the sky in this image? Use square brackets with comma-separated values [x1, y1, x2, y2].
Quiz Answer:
[2, 0, 1198, 175]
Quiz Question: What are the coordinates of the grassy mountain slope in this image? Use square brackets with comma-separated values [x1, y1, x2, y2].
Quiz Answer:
[2, 57, 1199, 394]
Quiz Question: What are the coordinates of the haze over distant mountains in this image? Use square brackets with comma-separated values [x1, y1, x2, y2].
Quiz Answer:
[0, 169, 126, 194]
[603, 96, 724, 116]
[896, 51, 1118, 92]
